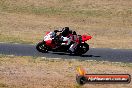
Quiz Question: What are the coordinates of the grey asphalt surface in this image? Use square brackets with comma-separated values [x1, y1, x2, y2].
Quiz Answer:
[0, 43, 132, 63]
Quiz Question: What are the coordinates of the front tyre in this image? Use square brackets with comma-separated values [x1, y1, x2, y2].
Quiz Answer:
[74, 43, 89, 55]
[36, 41, 48, 53]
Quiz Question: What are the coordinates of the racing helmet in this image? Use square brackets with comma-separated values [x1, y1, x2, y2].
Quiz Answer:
[54, 30, 58, 33]
[61, 27, 70, 37]
[73, 31, 77, 35]
[62, 27, 69, 32]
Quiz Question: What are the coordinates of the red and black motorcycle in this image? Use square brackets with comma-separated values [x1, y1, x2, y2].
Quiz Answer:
[36, 31, 92, 55]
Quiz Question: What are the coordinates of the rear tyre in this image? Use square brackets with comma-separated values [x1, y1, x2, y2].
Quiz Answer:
[36, 41, 48, 53]
[74, 43, 89, 55]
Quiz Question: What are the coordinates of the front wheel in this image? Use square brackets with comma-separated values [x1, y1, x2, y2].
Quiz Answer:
[74, 43, 89, 55]
[36, 41, 49, 53]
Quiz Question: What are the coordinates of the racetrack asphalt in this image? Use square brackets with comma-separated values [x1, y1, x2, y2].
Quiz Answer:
[0, 43, 132, 63]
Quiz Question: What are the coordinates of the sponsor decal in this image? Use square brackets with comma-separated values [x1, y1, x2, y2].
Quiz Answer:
[76, 67, 131, 85]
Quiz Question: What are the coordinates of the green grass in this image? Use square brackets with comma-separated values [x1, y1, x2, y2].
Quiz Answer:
[0, 83, 8, 87]
[0, 1, 131, 18]
[113, 62, 132, 68]
[0, 34, 33, 44]
[0, 54, 132, 68]
[74, 84, 82, 88]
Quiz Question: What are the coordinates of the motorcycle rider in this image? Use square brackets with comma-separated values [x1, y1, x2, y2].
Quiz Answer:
[61, 29, 73, 45]
[53, 27, 72, 46]
[45, 27, 70, 49]
[52, 27, 74, 48]
[69, 31, 78, 53]
[60, 27, 73, 45]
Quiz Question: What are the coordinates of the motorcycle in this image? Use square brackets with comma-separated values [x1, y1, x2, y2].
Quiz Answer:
[36, 31, 92, 55]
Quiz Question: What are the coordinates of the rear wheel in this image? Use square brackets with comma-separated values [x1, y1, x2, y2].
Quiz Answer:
[36, 41, 48, 53]
[74, 43, 89, 55]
